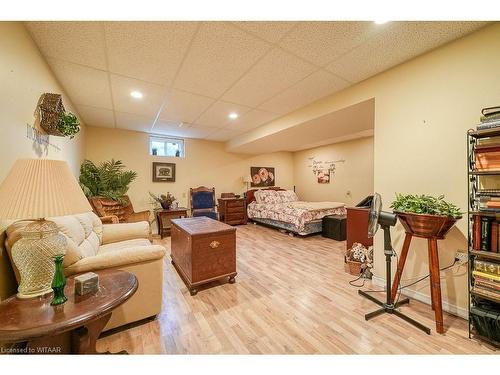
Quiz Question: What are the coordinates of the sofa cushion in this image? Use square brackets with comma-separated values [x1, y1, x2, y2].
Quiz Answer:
[49, 212, 102, 265]
[99, 238, 152, 254]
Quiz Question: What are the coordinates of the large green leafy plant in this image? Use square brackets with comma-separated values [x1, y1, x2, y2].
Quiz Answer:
[79, 159, 137, 204]
[390, 193, 462, 219]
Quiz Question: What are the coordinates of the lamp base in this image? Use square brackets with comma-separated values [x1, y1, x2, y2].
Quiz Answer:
[11, 219, 67, 299]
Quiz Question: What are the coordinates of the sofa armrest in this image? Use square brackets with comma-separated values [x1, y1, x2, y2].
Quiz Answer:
[102, 221, 150, 244]
[64, 245, 166, 276]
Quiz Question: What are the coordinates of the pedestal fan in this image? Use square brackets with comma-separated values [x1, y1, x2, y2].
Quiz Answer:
[358, 193, 430, 335]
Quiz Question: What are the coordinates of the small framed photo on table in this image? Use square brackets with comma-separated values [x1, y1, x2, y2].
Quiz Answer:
[153, 162, 176, 182]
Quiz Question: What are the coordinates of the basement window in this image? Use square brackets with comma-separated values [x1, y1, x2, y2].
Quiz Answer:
[149, 136, 185, 158]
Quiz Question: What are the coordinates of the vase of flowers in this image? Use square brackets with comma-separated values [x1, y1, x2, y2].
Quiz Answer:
[149, 192, 176, 210]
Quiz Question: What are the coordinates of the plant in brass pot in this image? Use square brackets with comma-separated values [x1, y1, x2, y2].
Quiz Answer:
[58, 111, 80, 139]
[390, 193, 462, 238]
[149, 192, 176, 209]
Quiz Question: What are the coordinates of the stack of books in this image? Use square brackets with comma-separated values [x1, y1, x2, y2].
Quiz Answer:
[477, 106, 500, 130]
[473, 259, 500, 299]
[475, 143, 500, 170]
[473, 215, 500, 252]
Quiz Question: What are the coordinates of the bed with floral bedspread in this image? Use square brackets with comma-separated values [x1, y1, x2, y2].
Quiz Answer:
[247, 189, 346, 235]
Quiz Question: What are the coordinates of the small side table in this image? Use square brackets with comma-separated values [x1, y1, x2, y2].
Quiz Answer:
[218, 197, 247, 225]
[0, 270, 137, 354]
[156, 207, 188, 238]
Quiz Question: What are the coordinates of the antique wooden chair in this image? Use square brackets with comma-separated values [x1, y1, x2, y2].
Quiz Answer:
[89, 195, 150, 224]
[189, 186, 219, 220]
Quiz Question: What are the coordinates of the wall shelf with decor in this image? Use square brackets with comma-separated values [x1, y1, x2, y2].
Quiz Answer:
[467, 109, 500, 347]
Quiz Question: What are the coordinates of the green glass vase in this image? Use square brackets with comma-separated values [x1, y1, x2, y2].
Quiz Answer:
[51, 254, 67, 306]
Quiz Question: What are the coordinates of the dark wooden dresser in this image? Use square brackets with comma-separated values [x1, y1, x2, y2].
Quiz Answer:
[218, 197, 247, 225]
[171, 217, 237, 295]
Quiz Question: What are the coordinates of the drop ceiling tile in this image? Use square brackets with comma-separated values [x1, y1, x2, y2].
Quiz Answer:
[115, 111, 155, 133]
[110, 74, 167, 117]
[232, 21, 297, 43]
[205, 128, 244, 141]
[194, 100, 251, 128]
[325, 21, 489, 83]
[153, 123, 219, 139]
[46, 58, 112, 109]
[104, 22, 199, 85]
[222, 48, 317, 107]
[77, 105, 115, 128]
[224, 109, 280, 132]
[279, 21, 378, 66]
[25, 22, 106, 69]
[173, 22, 271, 98]
[158, 89, 214, 124]
[259, 70, 350, 114]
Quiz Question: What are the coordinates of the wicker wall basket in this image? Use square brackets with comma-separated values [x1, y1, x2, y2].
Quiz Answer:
[38, 93, 65, 136]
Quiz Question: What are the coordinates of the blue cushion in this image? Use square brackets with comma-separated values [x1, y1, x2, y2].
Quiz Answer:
[192, 210, 218, 220]
[192, 191, 214, 209]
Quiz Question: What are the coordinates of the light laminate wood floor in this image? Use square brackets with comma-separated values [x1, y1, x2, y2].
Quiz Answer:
[97, 223, 497, 354]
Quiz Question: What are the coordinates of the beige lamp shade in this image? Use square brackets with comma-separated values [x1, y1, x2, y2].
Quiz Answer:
[0, 159, 92, 220]
[243, 175, 253, 183]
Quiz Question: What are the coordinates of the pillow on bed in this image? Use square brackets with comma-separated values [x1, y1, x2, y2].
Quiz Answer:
[277, 190, 299, 203]
[254, 189, 281, 204]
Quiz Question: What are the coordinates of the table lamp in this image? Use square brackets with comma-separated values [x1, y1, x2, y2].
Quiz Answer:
[0, 159, 92, 299]
[242, 175, 252, 191]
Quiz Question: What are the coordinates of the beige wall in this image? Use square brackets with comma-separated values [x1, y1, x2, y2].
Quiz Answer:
[0, 22, 86, 300]
[293, 137, 374, 205]
[85, 126, 294, 215]
[229, 23, 500, 316]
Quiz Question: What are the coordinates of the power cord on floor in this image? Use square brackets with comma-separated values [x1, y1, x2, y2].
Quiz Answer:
[350, 250, 467, 302]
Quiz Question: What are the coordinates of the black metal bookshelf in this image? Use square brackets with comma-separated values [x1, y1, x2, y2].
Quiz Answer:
[467, 128, 500, 347]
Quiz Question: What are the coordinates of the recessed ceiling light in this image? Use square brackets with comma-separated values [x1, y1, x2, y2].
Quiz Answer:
[228, 112, 239, 120]
[130, 90, 143, 99]
[374, 20, 389, 25]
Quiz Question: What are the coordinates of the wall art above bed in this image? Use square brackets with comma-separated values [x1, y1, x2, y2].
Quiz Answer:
[250, 166, 275, 187]
[307, 157, 345, 184]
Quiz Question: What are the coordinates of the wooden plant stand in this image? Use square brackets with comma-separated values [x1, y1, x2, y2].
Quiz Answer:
[390, 232, 445, 334]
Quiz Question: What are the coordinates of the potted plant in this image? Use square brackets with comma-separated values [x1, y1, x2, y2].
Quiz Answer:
[58, 111, 80, 139]
[79, 159, 137, 205]
[149, 192, 176, 209]
[390, 193, 462, 238]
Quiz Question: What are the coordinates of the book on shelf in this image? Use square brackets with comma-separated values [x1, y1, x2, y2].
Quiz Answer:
[473, 270, 500, 282]
[477, 119, 500, 130]
[474, 259, 500, 275]
[475, 145, 500, 170]
[492, 221, 499, 252]
[482, 106, 500, 117]
[481, 112, 500, 123]
[472, 286, 500, 300]
[474, 279, 500, 294]
[473, 215, 482, 251]
[481, 217, 492, 251]
[477, 189, 500, 197]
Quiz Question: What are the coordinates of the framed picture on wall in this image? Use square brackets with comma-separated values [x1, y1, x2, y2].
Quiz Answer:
[250, 167, 275, 187]
[152, 162, 176, 182]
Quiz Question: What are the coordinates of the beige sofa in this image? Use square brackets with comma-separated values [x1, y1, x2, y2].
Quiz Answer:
[5, 212, 166, 331]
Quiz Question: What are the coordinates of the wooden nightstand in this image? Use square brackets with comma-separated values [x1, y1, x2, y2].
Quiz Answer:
[218, 197, 247, 225]
[156, 208, 188, 238]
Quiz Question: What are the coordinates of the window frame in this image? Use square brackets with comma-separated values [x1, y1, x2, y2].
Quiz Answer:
[149, 135, 185, 158]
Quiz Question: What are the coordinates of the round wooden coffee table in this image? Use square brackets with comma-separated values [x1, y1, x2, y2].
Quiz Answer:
[0, 269, 137, 354]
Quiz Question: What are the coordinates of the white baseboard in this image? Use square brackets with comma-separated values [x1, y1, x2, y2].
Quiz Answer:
[372, 275, 468, 319]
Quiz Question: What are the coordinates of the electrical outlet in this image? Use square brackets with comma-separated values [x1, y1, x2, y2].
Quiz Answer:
[455, 251, 468, 263]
